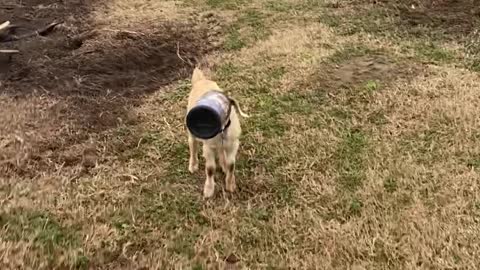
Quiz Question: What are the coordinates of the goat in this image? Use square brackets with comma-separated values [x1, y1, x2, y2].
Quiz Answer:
[186, 67, 249, 198]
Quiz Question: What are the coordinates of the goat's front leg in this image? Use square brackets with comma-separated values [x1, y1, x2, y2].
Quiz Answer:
[188, 133, 199, 173]
[224, 139, 239, 193]
[203, 144, 216, 198]
[217, 147, 227, 174]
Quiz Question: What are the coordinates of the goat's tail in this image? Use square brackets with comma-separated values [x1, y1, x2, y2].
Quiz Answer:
[229, 97, 250, 118]
[191, 67, 206, 85]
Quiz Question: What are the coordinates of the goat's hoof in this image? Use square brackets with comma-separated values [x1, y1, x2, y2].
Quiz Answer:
[188, 163, 198, 173]
[203, 184, 215, 198]
[226, 181, 236, 193]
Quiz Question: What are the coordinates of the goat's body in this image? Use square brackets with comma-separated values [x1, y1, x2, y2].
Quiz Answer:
[186, 67, 244, 198]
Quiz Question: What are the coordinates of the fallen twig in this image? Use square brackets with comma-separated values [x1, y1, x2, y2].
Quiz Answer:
[0, 3, 24, 10]
[176, 42, 194, 67]
[0, 49, 19, 54]
[0, 21, 63, 43]
[0, 21, 10, 31]
[100, 28, 144, 36]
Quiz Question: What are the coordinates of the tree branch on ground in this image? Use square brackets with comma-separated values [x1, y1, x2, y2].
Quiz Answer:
[0, 21, 62, 43]
[0, 21, 62, 56]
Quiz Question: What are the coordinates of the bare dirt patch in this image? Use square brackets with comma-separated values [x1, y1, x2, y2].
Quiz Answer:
[0, 1, 223, 177]
[396, 0, 479, 35]
[327, 55, 395, 89]
[311, 52, 420, 94]
[325, 0, 480, 43]
[377, 0, 480, 38]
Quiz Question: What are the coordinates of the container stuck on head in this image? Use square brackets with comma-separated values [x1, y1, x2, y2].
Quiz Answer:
[186, 90, 232, 140]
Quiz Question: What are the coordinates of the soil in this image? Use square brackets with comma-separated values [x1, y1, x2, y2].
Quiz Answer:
[313, 54, 420, 94]
[0, 0, 222, 177]
[327, 55, 395, 89]
[380, 0, 480, 38]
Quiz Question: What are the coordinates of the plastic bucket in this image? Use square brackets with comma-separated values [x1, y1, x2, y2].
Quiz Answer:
[186, 90, 231, 139]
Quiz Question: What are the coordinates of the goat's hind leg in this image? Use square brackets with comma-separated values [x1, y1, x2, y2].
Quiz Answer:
[203, 144, 216, 198]
[224, 139, 239, 193]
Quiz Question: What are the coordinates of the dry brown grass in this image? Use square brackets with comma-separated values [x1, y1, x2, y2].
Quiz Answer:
[1, 0, 480, 269]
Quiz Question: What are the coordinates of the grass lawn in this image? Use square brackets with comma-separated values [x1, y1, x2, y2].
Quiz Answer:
[1, 0, 480, 269]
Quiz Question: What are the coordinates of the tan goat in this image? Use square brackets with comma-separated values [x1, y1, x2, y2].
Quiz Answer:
[186, 67, 249, 198]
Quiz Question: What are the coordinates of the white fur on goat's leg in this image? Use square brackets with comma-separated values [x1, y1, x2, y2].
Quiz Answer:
[203, 144, 216, 198]
[188, 133, 199, 173]
[224, 139, 239, 193]
[218, 147, 227, 174]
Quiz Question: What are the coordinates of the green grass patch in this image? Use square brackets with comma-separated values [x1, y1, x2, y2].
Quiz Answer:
[192, 263, 205, 270]
[322, 195, 365, 222]
[412, 42, 456, 64]
[106, 189, 205, 260]
[266, 65, 286, 81]
[383, 177, 398, 193]
[0, 211, 81, 249]
[264, 0, 293, 12]
[168, 231, 200, 258]
[272, 179, 295, 205]
[327, 107, 354, 123]
[215, 62, 241, 80]
[237, 216, 276, 251]
[335, 128, 368, 192]
[164, 142, 192, 181]
[467, 155, 480, 170]
[0, 210, 87, 267]
[238, 9, 265, 27]
[278, 91, 327, 115]
[245, 100, 286, 138]
[364, 80, 380, 92]
[367, 109, 388, 125]
[399, 128, 448, 165]
[205, 0, 250, 9]
[293, 0, 324, 11]
[468, 60, 480, 72]
[328, 45, 378, 64]
[140, 191, 206, 230]
[224, 28, 247, 51]
[214, 62, 290, 138]
[306, 2, 393, 37]
[163, 79, 191, 103]
[348, 197, 363, 217]
[223, 9, 271, 51]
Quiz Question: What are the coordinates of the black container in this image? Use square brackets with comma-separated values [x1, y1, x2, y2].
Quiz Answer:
[186, 90, 231, 139]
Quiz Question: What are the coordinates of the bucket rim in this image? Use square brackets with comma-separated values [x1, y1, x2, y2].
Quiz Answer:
[186, 104, 223, 139]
